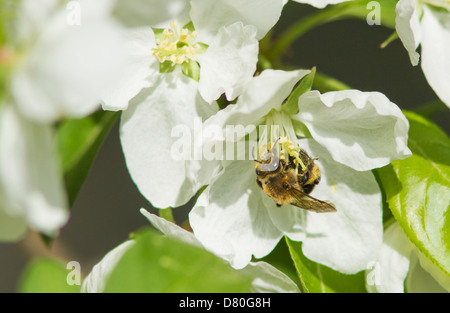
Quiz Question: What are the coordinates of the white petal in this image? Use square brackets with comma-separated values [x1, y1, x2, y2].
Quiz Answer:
[240, 262, 300, 293]
[266, 194, 307, 242]
[291, 0, 350, 9]
[294, 90, 411, 171]
[366, 222, 413, 293]
[395, 0, 421, 65]
[14, 0, 59, 43]
[197, 22, 259, 103]
[190, 0, 283, 42]
[298, 139, 383, 274]
[120, 71, 219, 209]
[81, 240, 134, 293]
[101, 27, 159, 111]
[12, 0, 128, 122]
[140, 209, 201, 247]
[0, 105, 68, 236]
[203, 69, 310, 136]
[189, 160, 283, 269]
[114, 0, 188, 28]
[420, 6, 450, 108]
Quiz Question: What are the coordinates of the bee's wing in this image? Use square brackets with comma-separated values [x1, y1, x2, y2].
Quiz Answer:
[287, 185, 337, 213]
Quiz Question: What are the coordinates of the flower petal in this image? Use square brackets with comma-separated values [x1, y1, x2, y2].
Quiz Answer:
[203, 69, 310, 137]
[420, 5, 450, 108]
[190, 0, 283, 42]
[81, 240, 135, 293]
[298, 139, 383, 274]
[101, 27, 159, 111]
[12, 0, 128, 122]
[0, 105, 68, 236]
[294, 90, 411, 171]
[189, 160, 282, 269]
[114, 0, 188, 28]
[140, 209, 201, 247]
[120, 71, 219, 209]
[197, 22, 259, 103]
[239, 262, 300, 293]
[395, 0, 421, 65]
[266, 193, 307, 242]
[366, 222, 413, 293]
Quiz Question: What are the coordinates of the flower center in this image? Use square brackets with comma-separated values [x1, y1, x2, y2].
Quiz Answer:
[258, 110, 307, 172]
[152, 20, 204, 66]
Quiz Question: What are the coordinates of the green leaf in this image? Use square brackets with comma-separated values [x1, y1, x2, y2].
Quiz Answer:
[18, 258, 80, 293]
[182, 60, 200, 82]
[104, 229, 252, 292]
[182, 21, 195, 32]
[282, 67, 315, 115]
[375, 111, 450, 277]
[57, 110, 119, 206]
[159, 60, 176, 74]
[312, 71, 351, 93]
[151, 27, 166, 42]
[286, 238, 367, 293]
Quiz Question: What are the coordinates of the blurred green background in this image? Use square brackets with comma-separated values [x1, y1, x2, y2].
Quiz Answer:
[1, 2, 449, 292]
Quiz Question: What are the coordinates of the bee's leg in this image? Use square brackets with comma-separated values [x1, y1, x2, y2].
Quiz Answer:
[256, 179, 263, 189]
[276, 203, 282, 207]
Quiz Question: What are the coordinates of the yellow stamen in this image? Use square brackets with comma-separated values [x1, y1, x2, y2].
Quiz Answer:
[152, 20, 204, 66]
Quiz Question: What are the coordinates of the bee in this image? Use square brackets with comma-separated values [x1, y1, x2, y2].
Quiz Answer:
[255, 139, 336, 213]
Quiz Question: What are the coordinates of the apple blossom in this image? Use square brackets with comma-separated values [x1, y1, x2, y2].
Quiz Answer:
[189, 69, 411, 272]
[102, 0, 284, 110]
[0, 0, 127, 240]
[116, 0, 284, 209]
[8, 0, 127, 123]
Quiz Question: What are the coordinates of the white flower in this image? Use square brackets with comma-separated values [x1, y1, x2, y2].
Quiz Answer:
[189, 69, 411, 272]
[81, 209, 300, 293]
[102, 0, 284, 110]
[0, 0, 126, 240]
[0, 104, 68, 240]
[7, 0, 127, 123]
[366, 222, 450, 293]
[395, 0, 450, 108]
[116, 0, 284, 209]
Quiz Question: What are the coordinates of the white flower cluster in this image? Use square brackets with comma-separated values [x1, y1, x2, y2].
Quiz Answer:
[0, 0, 127, 239]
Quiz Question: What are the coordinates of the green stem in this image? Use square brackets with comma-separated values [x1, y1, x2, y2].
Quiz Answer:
[312, 71, 351, 92]
[268, 3, 356, 63]
[159, 207, 175, 223]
